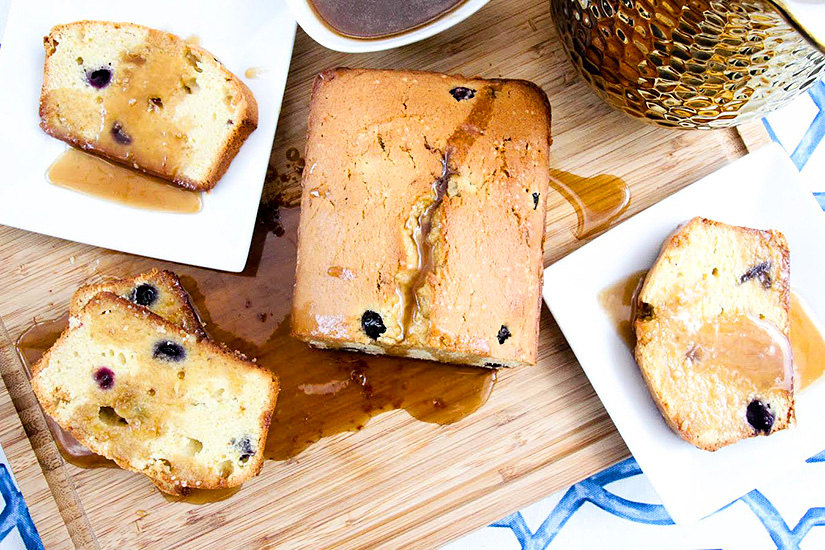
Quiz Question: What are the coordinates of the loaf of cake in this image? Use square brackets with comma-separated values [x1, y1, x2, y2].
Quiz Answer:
[634, 217, 794, 451]
[39, 21, 258, 191]
[292, 68, 552, 368]
[31, 293, 278, 494]
[70, 269, 204, 337]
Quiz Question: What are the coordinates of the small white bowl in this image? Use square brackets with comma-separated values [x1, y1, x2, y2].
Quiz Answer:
[285, 0, 490, 53]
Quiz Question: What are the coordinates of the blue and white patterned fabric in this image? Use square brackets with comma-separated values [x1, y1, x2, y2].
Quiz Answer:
[445, 82, 825, 550]
[0, 448, 42, 550]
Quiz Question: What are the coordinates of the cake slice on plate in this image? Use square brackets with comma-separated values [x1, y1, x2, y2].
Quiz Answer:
[39, 21, 258, 191]
[634, 217, 794, 451]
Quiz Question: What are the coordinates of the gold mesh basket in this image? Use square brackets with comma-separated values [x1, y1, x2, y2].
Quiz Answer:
[550, 0, 825, 128]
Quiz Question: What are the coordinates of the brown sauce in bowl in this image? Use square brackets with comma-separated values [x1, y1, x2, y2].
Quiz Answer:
[309, 0, 466, 38]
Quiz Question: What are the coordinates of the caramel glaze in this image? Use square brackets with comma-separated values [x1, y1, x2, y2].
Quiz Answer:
[404, 84, 502, 338]
[549, 169, 630, 239]
[598, 270, 647, 348]
[683, 315, 793, 391]
[48, 148, 202, 213]
[403, 151, 451, 338]
[97, 47, 196, 181]
[791, 291, 825, 391]
[260, 317, 494, 461]
[309, 0, 466, 39]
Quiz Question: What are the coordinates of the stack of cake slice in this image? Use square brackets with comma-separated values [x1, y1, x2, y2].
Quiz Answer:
[31, 271, 279, 494]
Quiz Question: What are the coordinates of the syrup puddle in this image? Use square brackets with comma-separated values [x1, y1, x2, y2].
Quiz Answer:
[259, 317, 495, 461]
[600, 272, 825, 393]
[597, 270, 647, 348]
[48, 148, 202, 213]
[244, 67, 265, 79]
[790, 292, 825, 391]
[15, 207, 496, 503]
[549, 168, 630, 239]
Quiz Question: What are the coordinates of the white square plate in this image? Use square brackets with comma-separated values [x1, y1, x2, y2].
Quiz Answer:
[543, 144, 825, 524]
[0, 0, 296, 271]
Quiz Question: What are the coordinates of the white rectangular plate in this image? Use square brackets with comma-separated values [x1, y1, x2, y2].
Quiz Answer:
[542, 143, 825, 524]
[0, 0, 296, 271]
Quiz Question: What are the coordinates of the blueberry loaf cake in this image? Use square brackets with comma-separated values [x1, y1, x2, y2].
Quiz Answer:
[39, 21, 258, 191]
[70, 269, 204, 337]
[634, 217, 794, 451]
[292, 68, 552, 368]
[31, 293, 278, 494]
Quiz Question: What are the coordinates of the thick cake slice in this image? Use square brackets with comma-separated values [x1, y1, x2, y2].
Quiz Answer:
[70, 269, 204, 337]
[634, 217, 794, 451]
[31, 293, 278, 494]
[292, 68, 552, 368]
[39, 21, 258, 191]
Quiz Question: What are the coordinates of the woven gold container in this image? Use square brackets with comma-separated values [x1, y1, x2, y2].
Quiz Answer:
[550, 0, 825, 128]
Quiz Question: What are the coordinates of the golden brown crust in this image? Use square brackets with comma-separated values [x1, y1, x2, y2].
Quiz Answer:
[39, 20, 257, 192]
[198, 86, 258, 191]
[183, 46, 259, 191]
[32, 292, 278, 494]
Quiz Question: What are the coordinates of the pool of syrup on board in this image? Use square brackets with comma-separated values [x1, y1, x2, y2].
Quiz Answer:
[549, 168, 631, 240]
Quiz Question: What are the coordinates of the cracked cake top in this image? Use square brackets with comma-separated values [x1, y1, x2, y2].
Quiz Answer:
[292, 68, 552, 368]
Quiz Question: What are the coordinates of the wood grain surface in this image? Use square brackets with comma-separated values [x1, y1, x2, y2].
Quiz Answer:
[0, 330, 77, 549]
[0, 0, 771, 548]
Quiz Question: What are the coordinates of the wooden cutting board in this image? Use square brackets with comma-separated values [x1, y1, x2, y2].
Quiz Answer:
[0, 0, 771, 548]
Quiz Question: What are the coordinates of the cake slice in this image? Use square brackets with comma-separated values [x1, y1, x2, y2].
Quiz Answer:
[292, 68, 552, 368]
[31, 293, 278, 494]
[39, 21, 258, 191]
[70, 269, 205, 338]
[634, 217, 794, 451]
